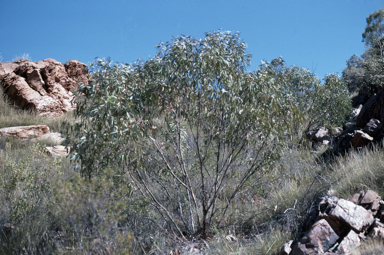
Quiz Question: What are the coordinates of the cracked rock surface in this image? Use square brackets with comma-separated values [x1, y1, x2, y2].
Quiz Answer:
[0, 58, 88, 117]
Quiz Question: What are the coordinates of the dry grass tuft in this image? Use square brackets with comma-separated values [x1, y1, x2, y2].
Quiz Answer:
[0, 87, 75, 132]
[351, 238, 384, 255]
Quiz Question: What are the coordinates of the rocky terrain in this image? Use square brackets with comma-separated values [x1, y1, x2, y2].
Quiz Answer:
[0, 125, 68, 157]
[307, 91, 384, 157]
[281, 189, 384, 254]
[0, 58, 87, 117]
[0, 58, 87, 157]
[1, 57, 383, 254]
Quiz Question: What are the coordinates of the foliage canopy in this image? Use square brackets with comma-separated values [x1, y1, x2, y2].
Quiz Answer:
[68, 30, 350, 239]
[362, 9, 384, 56]
[344, 9, 384, 95]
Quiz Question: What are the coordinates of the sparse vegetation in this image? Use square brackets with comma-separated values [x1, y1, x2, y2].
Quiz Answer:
[0, 88, 74, 132]
[352, 238, 384, 255]
[12, 53, 32, 63]
[0, 9, 384, 254]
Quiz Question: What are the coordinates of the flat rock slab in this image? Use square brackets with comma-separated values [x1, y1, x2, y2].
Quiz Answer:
[0, 125, 50, 139]
[45, 145, 69, 157]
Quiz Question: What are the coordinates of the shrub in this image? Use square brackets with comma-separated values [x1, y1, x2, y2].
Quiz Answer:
[68, 31, 352, 241]
[343, 51, 384, 95]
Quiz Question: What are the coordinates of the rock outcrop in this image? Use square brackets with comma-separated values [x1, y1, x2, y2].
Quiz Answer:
[308, 88, 384, 156]
[281, 190, 384, 255]
[305, 88, 384, 155]
[0, 58, 87, 117]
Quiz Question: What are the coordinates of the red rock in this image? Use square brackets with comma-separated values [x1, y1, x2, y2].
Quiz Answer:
[326, 199, 374, 232]
[337, 230, 360, 254]
[0, 62, 18, 80]
[349, 104, 363, 120]
[2, 73, 41, 109]
[0, 58, 87, 116]
[64, 60, 88, 89]
[368, 219, 384, 238]
[356, 90, 384, 128]
[40, 58, 73, 91]
[360, 190, 380, 205]
[348, 193, 361, 205]
[26, 69, 46, 95]
[291, 219, 339, 255]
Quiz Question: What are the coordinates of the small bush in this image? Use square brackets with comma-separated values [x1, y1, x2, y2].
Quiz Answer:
[0, 142, 139, 254]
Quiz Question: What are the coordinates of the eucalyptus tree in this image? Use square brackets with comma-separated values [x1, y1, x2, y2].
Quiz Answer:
[362, 9, 384, 56]
[68, 31, 349, 240]
[343, 9, 384, 95]
[257, 58, 350, 138]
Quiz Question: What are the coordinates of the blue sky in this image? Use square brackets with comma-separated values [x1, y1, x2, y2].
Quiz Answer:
[1, 0, 383, 79]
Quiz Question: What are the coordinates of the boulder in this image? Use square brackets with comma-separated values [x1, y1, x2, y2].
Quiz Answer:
[348, 190, 381, 205]
[39, 59, 74, 90]
[31, 132, 65, 144]
[314, 127, 328, 140]
[325, 199, 374, 232]
[356, 90, 384, 128]
[291, 219, 339, 255]
[306, 127, 333, 147]
[343, 122, 357, 130]
[330, 89, 384, 155]
[349, 104, 363, 120]
[0, 125, 65, 147]
[2, 73, 42, 109]
[347, 193, 361, 205]
[0, 62, 18, 79]
[0, 58, 87, 117]
[362, 118, 382, 137]
[360, 190, 380, 205]
[280, 240, 294, 255]
[368, 219, 384, 238]
[350, 130, 373, 148]
[331, 127, 343, 137]
[378, 202, 384, 222]
[280, 190, 384, 255]
[336, 230, 360, 254]
[64, 60, 88, 90]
